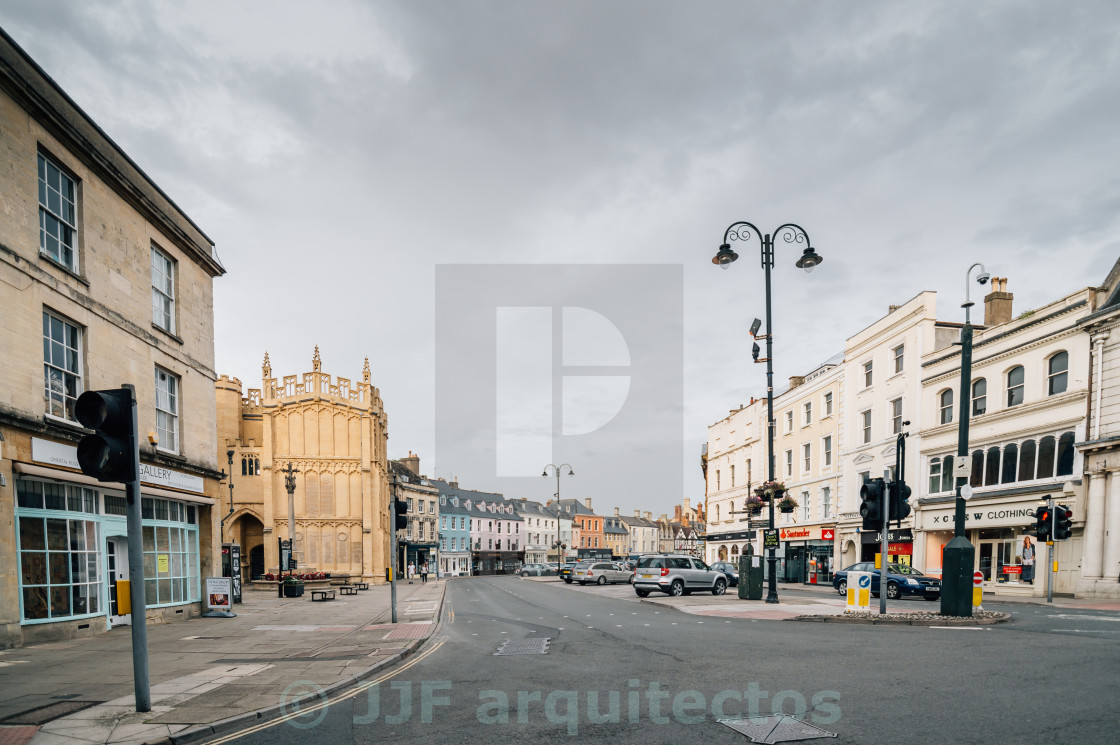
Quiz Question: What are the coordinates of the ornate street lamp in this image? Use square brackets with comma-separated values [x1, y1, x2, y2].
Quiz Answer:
[711, 222, 822, 604]
[942, 263, 990, 617]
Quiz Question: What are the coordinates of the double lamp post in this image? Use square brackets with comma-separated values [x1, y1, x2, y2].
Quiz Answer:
[543, 463, 574, 570]
[711, 222, 822, 604]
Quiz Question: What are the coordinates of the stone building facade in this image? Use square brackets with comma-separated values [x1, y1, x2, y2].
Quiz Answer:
[214, 349, 391, 583]
[0, 30, 226, 647]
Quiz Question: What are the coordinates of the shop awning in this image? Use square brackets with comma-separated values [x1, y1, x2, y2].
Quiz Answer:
[14, 462, 216, 505]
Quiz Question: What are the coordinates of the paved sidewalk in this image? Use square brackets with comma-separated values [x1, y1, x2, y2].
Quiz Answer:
[0, 580, 446, 745]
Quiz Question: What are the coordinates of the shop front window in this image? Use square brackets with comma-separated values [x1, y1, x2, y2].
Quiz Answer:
[18, 515, 100, 621]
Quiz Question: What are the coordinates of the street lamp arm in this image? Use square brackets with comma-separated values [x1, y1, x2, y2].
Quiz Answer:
[722, 220, 764, 246]
[771, 223, 812, 249]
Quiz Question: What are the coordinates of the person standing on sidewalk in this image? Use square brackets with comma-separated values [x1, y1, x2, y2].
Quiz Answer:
[1021, 536, 1035, 584]
[407, 561, 415, 584]
[421, 561, 429, 583]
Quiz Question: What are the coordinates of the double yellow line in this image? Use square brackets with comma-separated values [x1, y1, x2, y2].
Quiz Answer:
[204, 640, 445, 744]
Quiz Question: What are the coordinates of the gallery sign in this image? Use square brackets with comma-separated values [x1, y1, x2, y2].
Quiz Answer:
[32, 437, 205, 494]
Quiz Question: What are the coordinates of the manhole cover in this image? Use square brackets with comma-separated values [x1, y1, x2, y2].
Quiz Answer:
[720, 715, 837, 744]
[494, 638, 551, 655]
[0, 701, 101, 725]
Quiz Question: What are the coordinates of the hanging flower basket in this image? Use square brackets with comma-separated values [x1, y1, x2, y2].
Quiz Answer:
[744, 495, 765, 514]
[754, 480, 786, 502]
[777, 494, 798, 514]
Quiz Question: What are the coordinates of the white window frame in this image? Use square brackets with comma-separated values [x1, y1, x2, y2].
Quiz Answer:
[785, 411, 793, 433]
[43, 310, 83, 422]
[862, 360, 873, 388]
[891, 397, 903, 435]
[822, 435, 833, 467]
[972, 378, 987, 417]
[785, 449, 793, 478]
[823, 391, 833, 418]
[803, 401, 812, 426]
[155, 367, 180, 453]
[892, 344, 905, 375]
[802, 442, 811, 473]
[861, 409, 872, 444]
[38, 152, 79, 272]
[939, 389, 954, 425]
[150, 245, 176, 333]
[821, 485, 831, 518]
[1048, 352, 1068, 396]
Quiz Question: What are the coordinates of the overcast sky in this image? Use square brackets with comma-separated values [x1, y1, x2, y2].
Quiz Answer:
[3, 1, 1116, 518]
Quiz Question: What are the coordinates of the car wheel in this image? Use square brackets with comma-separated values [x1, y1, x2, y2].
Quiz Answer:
[669, 580, 684, 597]
[924, 595, 939, 601]
[629, 575, 635, 584]
[578, 581, 586, 586]
[837, 580, 847, 596]
[597, 576, 606, 586]
[563, 578, 572, 584]
[886, 582, 900, 600]
[712, 578, 727, 596]
[635, 588, 650, 597]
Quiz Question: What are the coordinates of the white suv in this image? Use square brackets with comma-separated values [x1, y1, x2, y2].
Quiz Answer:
[633, 554, 727, 597]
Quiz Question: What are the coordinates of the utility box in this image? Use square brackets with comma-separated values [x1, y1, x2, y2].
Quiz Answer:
[738, 554, 764, 600]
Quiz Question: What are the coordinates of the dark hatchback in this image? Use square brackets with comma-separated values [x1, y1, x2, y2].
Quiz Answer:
[558, 563, 578, 583]
[832, 562, 941, 600]
[710, 561, 740, 587]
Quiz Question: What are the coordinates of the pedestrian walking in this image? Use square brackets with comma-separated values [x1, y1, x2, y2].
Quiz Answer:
[407, 561, 415, 584]
[421, 561, 429, 583]
[1021, 536, 1035, 584]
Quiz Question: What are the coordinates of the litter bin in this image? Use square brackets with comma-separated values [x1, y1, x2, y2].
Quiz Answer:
[738, 554, 764, 600]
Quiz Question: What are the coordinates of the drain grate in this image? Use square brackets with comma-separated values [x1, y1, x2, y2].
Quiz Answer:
[720, 716, 837, 744]
[494, 638, 550, 656]
[0, 700, 101, 725]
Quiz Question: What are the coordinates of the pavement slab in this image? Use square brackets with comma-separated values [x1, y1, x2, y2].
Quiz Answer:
[0, 580, 446, 745]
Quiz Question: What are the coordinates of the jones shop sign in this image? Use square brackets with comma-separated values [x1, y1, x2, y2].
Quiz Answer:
[926, 505, 1035, 529]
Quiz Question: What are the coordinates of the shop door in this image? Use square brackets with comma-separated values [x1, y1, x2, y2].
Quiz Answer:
[107, 537, 130, 627]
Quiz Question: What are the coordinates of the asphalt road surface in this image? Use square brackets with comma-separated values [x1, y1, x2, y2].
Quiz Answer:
[203, 576, 1120, 745]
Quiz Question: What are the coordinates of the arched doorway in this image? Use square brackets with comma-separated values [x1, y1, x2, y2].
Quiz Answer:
[731, 545, 740, 557]
[232, 513, 265, 583]
[718, 545, 728, 561]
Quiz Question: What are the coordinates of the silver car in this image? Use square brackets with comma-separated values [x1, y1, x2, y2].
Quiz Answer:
[577, 562, 632, 585]
[633, 554, 727, 597]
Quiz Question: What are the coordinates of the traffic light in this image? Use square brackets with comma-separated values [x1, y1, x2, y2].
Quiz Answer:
[1034, 506, 1051, 541]
[860, 477, 885, 531]
[393, 498, 408, 531]
[888, 480, 912, 521]
[1053, 505, 1073, 540]
[75, 388, 137, 483]
[752, 342, 761, 361]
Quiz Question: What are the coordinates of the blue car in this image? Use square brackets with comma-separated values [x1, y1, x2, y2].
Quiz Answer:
[832, 562, 941, 600]
[710, 561, 740, 587]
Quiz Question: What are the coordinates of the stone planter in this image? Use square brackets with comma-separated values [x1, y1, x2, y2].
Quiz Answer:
[282, 582, 305, 598]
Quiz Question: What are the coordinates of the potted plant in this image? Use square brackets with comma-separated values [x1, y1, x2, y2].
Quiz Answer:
[744, 494, 765, 514]
[282, 574, 305, 598]
[777, 494, 799, 513]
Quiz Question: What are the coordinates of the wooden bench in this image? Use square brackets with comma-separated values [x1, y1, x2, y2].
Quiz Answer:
[329, 580, 348, 586]
[355, 582, 370, 590]
[339, 585, 358, 596]
[311, 589, 336, 602]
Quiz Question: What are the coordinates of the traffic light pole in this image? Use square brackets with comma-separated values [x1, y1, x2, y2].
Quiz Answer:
[1047, 496, 1055, 604]
[390, 478, 399, 624]
[881, 467, 890, 615]
[122, 385, 151, 712]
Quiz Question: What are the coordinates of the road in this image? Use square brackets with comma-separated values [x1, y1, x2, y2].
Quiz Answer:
[201, 576, 1120, 745]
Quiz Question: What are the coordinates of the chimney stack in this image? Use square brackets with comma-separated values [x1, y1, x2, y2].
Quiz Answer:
[984, 277, 1014, 326]
[634, 509, 641, 518]
[789, 375, 805, 389]
[400, 451, 420, 475]
[643, 511, 652, 520]
[584, 497, 593, 510]
[614, 506, 620, 516]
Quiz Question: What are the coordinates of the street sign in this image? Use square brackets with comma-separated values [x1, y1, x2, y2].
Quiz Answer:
[973, 571, 984, 586]
[954, 456, 972, 478]
[846, 571, 872, 612]
[763, 529, 780, 549]
[822, 528, 835, 540]
[960, 484, 974, 500]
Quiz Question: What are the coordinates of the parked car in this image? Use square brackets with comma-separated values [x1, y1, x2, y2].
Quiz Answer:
[832, 562, 941, 600]
[709, 561, 740, 587]
[518, 563, 557, 577]
[558, 563, 579, 583]
[633, 554, 727, 597]
[577, 562, 632, 585]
